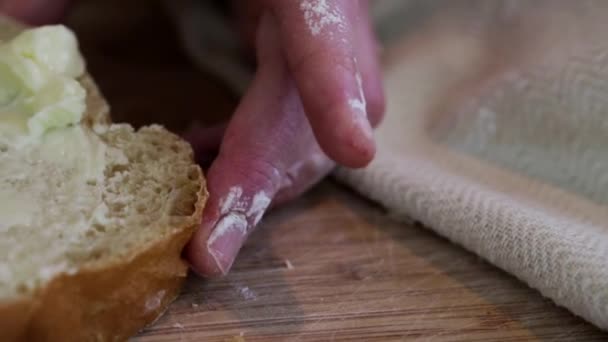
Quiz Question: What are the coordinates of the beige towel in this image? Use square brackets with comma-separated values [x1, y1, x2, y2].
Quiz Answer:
[339, 0, 608, 330]
[173, 0, 608, 331]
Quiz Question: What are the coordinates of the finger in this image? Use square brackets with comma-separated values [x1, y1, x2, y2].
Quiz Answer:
[1, 0, 71, 25]
[355, 0, 385, 127]
[187, 13, 322, 277]
[270, 0, 376, 168]
[272, 150, 334, 207]
[237, 1, 385, 128]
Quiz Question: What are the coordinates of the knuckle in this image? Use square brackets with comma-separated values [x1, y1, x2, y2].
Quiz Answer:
[228, 154, 284, 195]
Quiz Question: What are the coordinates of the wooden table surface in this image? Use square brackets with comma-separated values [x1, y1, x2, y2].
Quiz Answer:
[134, 182, 605, 342]
[64, 1, 606, 340]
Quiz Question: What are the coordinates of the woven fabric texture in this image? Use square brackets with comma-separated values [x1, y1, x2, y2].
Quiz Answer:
[339, 0, 608, 330]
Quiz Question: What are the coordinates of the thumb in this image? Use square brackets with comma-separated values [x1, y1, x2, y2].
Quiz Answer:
[186, 13, 309, 276]
[1, 0, 70, 25]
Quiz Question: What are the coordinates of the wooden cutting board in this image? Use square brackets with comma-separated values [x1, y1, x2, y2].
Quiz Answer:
[133, 182, 605, 342]
[63, 1, 606, 340]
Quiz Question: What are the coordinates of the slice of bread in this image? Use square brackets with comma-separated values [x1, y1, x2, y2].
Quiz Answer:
[0, 16, 207, 342]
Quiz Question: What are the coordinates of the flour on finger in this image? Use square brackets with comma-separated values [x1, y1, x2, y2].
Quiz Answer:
[300, 0, 346, 36]
[218, 186, 271, 227]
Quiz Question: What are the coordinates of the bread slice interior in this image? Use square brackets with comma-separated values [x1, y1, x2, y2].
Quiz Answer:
[0, 122, 202, 301]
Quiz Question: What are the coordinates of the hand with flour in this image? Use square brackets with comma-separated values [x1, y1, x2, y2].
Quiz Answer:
[4, 0, 385, 276]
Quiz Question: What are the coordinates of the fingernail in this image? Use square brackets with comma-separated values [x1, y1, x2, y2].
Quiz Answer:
[207, 213, 248, 276]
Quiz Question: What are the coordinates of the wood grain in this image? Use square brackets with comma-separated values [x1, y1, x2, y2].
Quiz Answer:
[135, 183, 605, 342]
[62, 1, 607, 341]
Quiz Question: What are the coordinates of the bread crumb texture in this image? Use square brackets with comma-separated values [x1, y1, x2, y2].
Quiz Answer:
[0, 124, 201, 299]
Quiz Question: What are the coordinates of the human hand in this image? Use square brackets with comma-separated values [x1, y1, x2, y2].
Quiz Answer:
[187, 0, 384, 277]
[1, 0, 385, 277]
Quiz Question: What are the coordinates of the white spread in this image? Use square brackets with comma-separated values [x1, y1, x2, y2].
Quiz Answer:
[0, 25, 110, 293]
[0, 25, 87, 139]
[0, 25, 102, 232]
[0, 126, 107, 231]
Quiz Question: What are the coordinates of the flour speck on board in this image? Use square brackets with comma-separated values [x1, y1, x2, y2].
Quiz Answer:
[238, 286, 257, 301]
[144, 290, 166, 313]
[300, 0, 345, 36]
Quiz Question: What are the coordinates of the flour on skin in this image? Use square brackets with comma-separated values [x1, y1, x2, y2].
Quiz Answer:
[349, 58, 367, 114]
[220, 186, 246, 214]
[348, 98, 366, 113]
[300, 0, 345, 36]
[247, 191, 271, 226]
[215, 186, 271, 235]
[208, 212, 248, 248]
[349, 59, 372, 139]
[217, 186, 272, 227]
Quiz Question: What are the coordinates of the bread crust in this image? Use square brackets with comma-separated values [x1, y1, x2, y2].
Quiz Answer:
[0, 15, 208, 341]
[0, 182, 205, 341]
